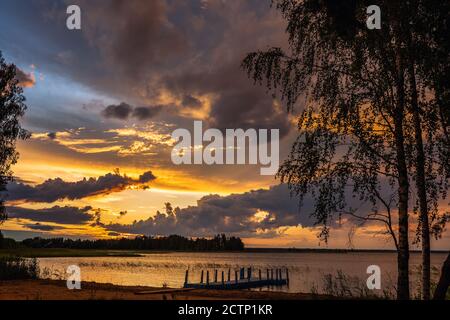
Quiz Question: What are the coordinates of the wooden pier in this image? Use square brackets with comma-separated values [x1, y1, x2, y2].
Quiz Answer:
[183, 267, 289, 290]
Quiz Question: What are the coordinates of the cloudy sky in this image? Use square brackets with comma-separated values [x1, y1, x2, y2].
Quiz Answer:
[0, 0, 448, 249]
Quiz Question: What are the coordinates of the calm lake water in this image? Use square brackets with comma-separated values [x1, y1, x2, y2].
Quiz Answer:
[38, 251, 447, 295]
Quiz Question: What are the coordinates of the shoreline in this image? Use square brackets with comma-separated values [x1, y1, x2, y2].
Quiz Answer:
[0, 279, 334, 300]
[1, 248, 447, 258]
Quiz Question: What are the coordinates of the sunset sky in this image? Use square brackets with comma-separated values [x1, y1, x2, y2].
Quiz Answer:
[0, 0, 448, 249]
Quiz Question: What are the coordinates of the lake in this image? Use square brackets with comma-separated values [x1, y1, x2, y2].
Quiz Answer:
[38, 251, 447, 296]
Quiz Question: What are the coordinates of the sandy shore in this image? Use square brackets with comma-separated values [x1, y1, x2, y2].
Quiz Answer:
[0, 279, 329, 300]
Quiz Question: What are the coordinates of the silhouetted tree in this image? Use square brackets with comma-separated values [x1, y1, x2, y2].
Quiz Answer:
[400, 1, 449, 299]
[0, 51, 30, 224]
[242, 0, 448, 299]
[433, 252, 450, 300]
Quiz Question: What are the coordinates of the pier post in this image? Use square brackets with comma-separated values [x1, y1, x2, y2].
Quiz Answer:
[221, 271, 224, 284]
[184, 269, 189, 285]
[266, 269, 269, 280]
[270, 269, 274, 280]
[240, 268, 244, 280]
[206, 270, 210, 285]
[259, 269, 262, 281]
[214, 269, 218, 283]
[228, 268, 231, 282]
[247, 267, 251, 281]
[286, 268, 289, 284]
[235, 270, 238, 284]
[200, 270, 204, 283]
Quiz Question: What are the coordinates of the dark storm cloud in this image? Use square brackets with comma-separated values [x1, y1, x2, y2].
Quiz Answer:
[3, 170, 156, 203]
[7, 205, 96, 224]
[132, 105, 163, 120]
[106, 184, 317, 237]
[101, 103, 133, 120]
[1, 0, 187, 109]
[24, 223, 66, 231]
[138, 171, 157, 183]
[182, 95, 202, 108]
[101, 103, 163, 121]
[156, 1, 292, 136]
[164, 62, 292, 137]
[2, 0, 292, 137]
[78, 0, 187, 79]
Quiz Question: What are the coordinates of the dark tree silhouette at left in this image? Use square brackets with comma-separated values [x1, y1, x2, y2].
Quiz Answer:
[0, 51, 30, 224]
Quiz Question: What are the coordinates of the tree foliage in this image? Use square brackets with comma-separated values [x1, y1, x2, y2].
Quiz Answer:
[0, 51, 30, 222]
[242, 0, 449, 299]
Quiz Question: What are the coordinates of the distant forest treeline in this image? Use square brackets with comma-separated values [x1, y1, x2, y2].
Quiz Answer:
[16, 234, 245, 251]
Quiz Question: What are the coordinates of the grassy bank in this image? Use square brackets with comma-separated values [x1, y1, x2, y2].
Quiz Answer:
[0, 256, 39, 280]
